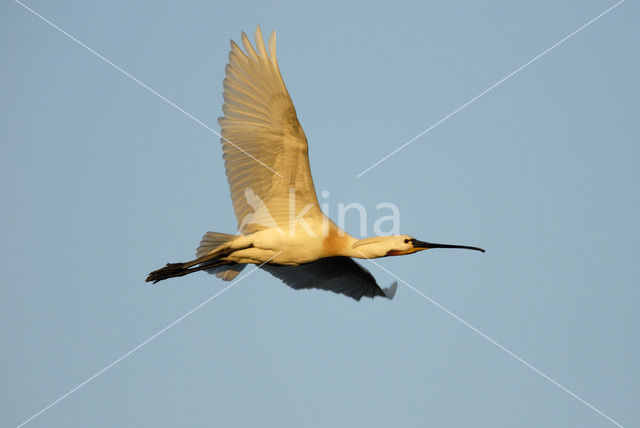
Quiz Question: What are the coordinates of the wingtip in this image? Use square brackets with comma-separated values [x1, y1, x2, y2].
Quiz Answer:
[383, 281, 398, 299]
[268, 29, 277, 63]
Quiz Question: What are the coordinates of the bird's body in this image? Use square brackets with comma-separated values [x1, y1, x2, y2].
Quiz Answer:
[224, 225, 348, 266]
[147, 27, 484, 300]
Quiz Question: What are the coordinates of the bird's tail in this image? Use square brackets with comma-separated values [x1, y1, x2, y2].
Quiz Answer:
[147, 232, 240, 284]
[197, 232, 247, 281]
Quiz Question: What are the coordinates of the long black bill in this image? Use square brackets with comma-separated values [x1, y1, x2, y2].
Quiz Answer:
[411, 239, 485, 253]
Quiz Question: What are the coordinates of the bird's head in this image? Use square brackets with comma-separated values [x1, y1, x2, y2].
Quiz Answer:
[352, 235, 485, 258]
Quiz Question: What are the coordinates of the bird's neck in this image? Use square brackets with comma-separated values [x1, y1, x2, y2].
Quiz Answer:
[345, 236, 393, 259]
[320, 223, 392, 259]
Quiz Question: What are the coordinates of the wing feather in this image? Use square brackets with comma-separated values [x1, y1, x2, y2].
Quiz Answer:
[219, 27, 322, 233]
[261, 257, 397, 301]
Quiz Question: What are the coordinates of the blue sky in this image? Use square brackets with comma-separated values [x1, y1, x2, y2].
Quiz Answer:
[2, 1, 638, 427]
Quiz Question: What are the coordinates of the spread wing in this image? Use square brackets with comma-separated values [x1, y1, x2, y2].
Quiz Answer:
[261, 257, 398, 301]
[219, 27, 322, 233]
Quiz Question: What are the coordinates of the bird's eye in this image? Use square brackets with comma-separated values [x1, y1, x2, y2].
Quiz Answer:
[404, 239, 410, 244]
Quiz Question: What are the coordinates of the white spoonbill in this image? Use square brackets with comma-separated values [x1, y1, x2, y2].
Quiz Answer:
[146, 27, 484, 300]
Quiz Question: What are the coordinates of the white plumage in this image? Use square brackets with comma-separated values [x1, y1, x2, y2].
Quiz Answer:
[147, 27, 484, 301]
[220, 28, 321, 234]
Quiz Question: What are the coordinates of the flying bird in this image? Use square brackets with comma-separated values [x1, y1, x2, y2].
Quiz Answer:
[146, 27, 484, 300]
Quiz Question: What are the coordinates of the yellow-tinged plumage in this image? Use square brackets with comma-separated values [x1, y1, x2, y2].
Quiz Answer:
[147, 27, 484, 301]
